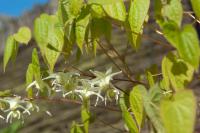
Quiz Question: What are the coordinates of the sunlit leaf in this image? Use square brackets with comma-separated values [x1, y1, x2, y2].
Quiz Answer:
[160, 90, 196, 133]
[13, 27, 31, 44]
[178, 25, 200, 69]
[34, 14, 64, 71]
[81, 101, 90, 133]
[162, 0, 183, 27]
[191, 0, 200, 19]
[162, 53, 194, 91]
[76, 7, 90, 51]
[127, 0, 150, 49]
[26, 64, 34, 98]
[3, 36, 18, 72]
[120, 94, 139, 133]
[144, 85, 164, 133]
[130, 85, 147, 130]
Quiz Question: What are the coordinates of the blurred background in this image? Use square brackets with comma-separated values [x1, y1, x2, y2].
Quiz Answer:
[0, 0, 200, 133]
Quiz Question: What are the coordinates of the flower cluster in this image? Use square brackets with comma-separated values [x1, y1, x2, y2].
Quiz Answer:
[27, 68, 122, 106]
[0, 96, 39, 123]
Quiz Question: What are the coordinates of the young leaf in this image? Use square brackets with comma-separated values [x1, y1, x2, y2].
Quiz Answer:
[89, 0, 126, 22]
[76, 7, 90, 51]
[162, 23, 200, 69]
[144, 85, 165, 133]
[146, 71, 155, 88]
[119, 95, 139, 133]
[162, 21, 179, 47]
[26, 64, 34, 98]
[191, 0, 200, 19]
[127, 0, 150, 49]
[31, 49, 41, 79]
[34, 14, 64, 71]
[81, 101, 90, 133]
[162, 53, 194, 91]
[103, 0, 126, 22]
[3, 36, 18, 72]
[13, 27, 31, 44]
[88, 0, 118, 5]
[162, 0, 183, 27]
[160, 90, 196, 133]
[59, 0, 84, 20]
[129, 85, 147, 130]
[178, 25, 200, 69]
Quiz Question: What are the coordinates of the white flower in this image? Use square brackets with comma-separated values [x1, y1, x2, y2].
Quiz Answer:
[90, 68, 122, 106]
[90, 67, 122, 89]
[0, 96, 39, 123]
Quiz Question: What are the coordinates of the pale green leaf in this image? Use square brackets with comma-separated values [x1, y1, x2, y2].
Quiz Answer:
[26, 64, 34, 98]
[146, 71, 155, 87]
[162, 0, 183, 27]
[59, 0, 84, 20]
[127, 0, 150, 49]
[88, 0, 120, 5]
[76, 7, 90, 51]
[162, 23, 200, 69]
[160, 90, 196, 133]
[178, 25, 200, 69]
[81, 101, 90, 133]
[162, 21, 179, 47]
[13, 27, 31, 44]
[144, 85, 164, 133]
[162, 53, 194, 91]
[3, 36, 18, 72]
[130, 85, 147, 130]
[103, 0, 126, 22]
[89, 0, 126, 21]
[119, 95, 139, 133]
[34, 14, 64, 71]
[191, 0, 200, 19]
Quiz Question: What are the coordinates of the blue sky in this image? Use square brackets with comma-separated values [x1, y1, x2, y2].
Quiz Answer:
[0, 0, 48, 17]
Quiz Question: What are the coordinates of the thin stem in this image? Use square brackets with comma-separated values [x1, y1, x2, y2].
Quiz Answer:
[107, 41, 133, 79]
[184, 11, 200, 24]
[97, 41, 147, 86]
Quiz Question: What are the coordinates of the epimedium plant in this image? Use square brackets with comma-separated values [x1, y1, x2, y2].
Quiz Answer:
[1, 0, 200, 133]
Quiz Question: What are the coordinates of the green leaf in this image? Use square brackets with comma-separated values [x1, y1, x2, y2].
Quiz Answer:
[59, 0, 84, 20]
[127, 0, 150, 49]
[191, 0, 200, 19]
[13, 27, 31, 44]
[90, 18, 111, 41]
[34, 14, 64, 71]
[162, 53, 194, 91]
[26, 64, 34, 98]
[34, 14, 49, 50]
[144, 85, 164, 133]
[119, 95, 139, 133]
[89, 0, 126, 21]
[81, 101, 90, 133]
[103, 0, 126, 22]
[129, 85, 147, 130]
[162, 23, 200, 69]
[160, 90, 196, 133]
[3, 36, 18, 72]
[162, 21, 179, 47]
[146, 71, 155, 88]
[76, 7, 90, 51]
[88, 0, 120, 5]
[178, 25, 200, 69]
[162, 0, 183, 27]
